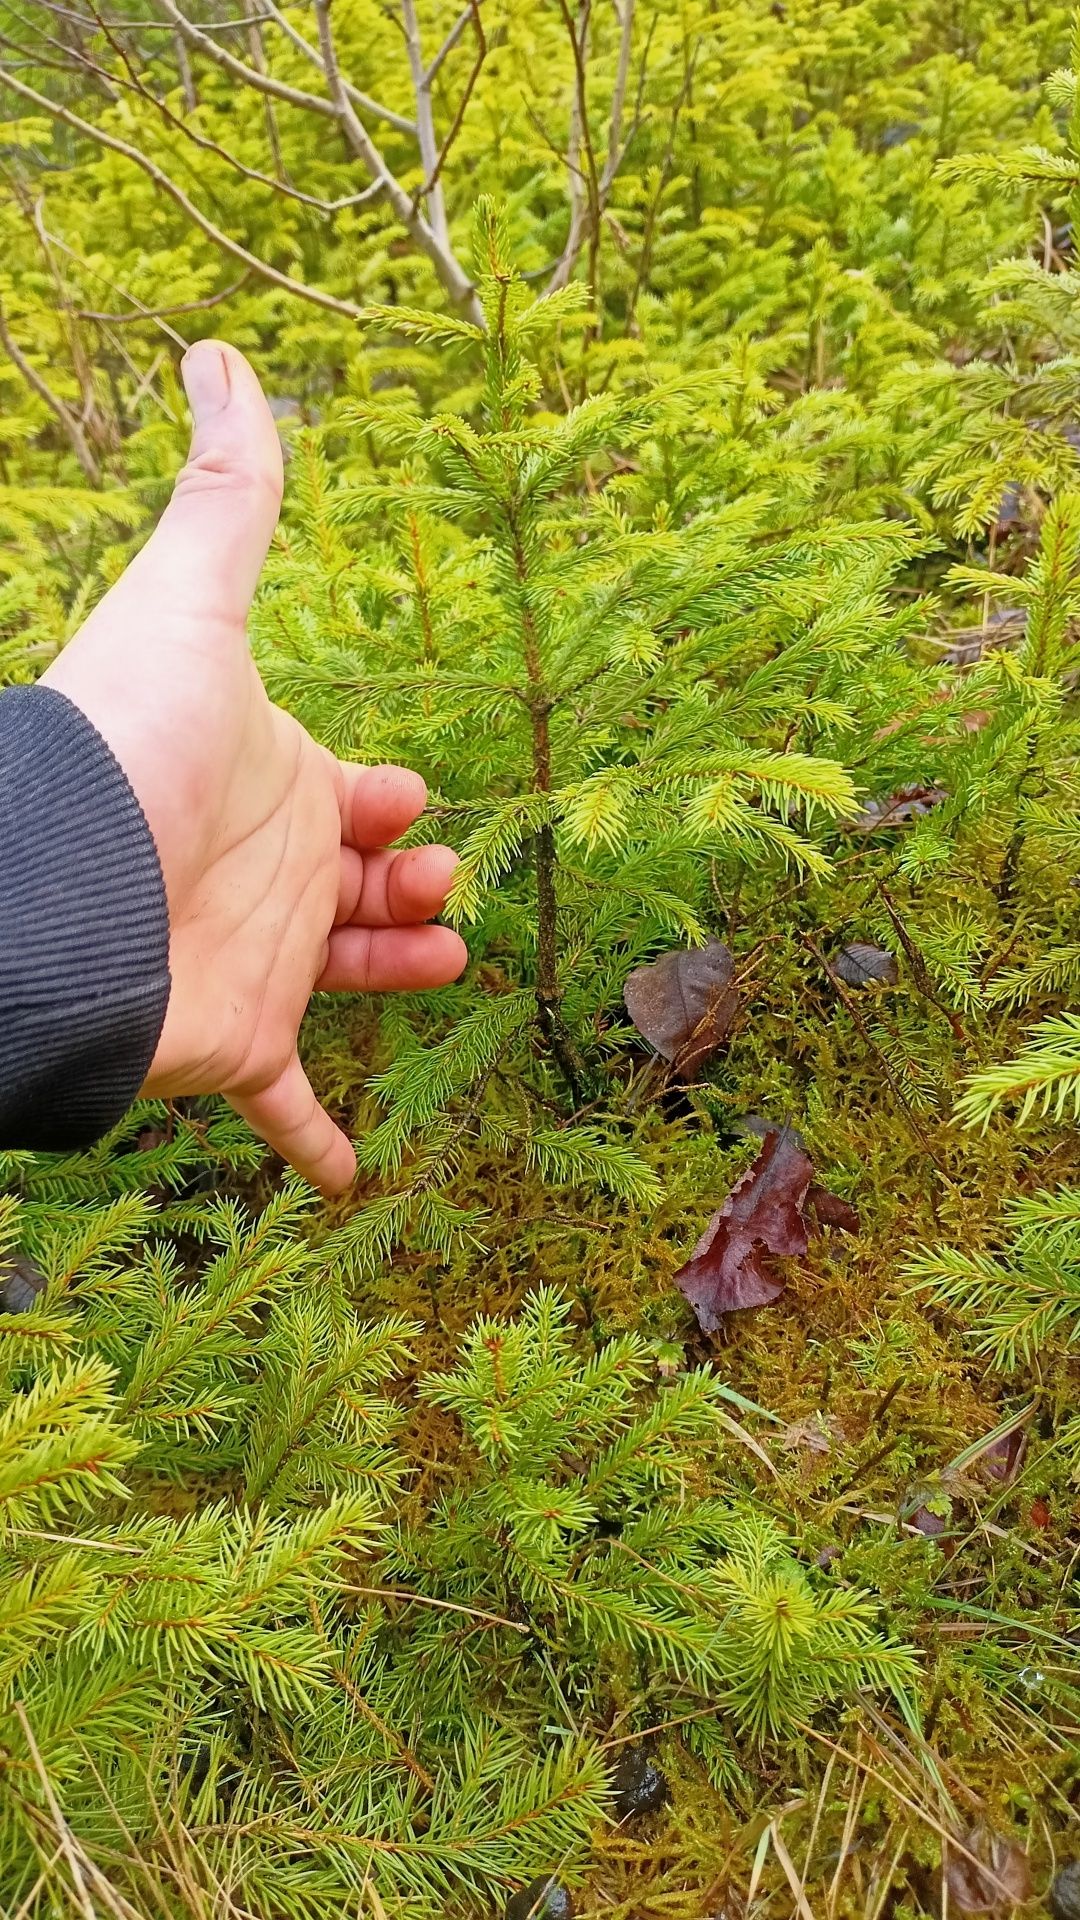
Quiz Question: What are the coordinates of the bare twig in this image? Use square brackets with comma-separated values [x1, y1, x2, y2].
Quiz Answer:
[340, 1581, 530, 1631]
[21, 197, 192, 360]
[172, 25, 197, 110]
[312, 0, 481, 322]
[261, 0, 416, 134]
[421, 0, 486, 202]
[600, 0, 635, 195]
[0, 69, 367, 320]
[242, 0, 288, 185]
[547, 0, 594, 294]
[75, 275, 251, 325]
[76, 8, 383, 220]
[424, 1, 474, 84]
[0, 294, 102, 483]
[0, 5, 119, 100]
[401, 0, 450, 247]
[10, 177, 114, 457]
[152, 0, 342, 119]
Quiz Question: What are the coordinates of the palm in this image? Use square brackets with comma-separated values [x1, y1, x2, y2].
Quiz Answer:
[42, 343, 465, 1192]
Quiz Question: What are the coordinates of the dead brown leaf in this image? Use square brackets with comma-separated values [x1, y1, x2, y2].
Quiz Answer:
[623, 939, 739, 1078]
[944, 1826, 1031, 1914]
[674, 1129, 856, 1331]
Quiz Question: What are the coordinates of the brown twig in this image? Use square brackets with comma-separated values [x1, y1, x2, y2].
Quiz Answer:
[877, 883, 967, 1042]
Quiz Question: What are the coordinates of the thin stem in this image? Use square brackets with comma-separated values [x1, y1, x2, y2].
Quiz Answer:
[75, 274, 251, 326]
[401, 0, 450, 248]
[506, 500, 588, 1101]
[422, 0, 487, 204]
[154, 0, 341, 117]
[0, 296, 101, 483]
[424, 1, 474, 84]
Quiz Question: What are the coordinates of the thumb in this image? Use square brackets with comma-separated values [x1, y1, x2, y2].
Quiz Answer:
[140, 340, 284, 630]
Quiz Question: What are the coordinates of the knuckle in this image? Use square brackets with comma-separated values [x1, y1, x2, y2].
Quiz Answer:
[177, 446, 284, 508]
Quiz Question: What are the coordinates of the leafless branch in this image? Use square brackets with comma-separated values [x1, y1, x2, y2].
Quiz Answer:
[260, 0, 416, 134]
[424, 1, 474, 84]
[421, 0, 486, 203]
[241, 0, 288, 184]
[546, 1, 592, 293]
[0, 295, 102, 483]
[0, 2, 120, 98]
[401, 0, 449, 248]
[600, 0, 635, 194]
[153, 0, 341, 119]
[25, 186, 116, 450]
[4, 0, 480, 326]
[312, 0, 481, 322]
[26, 197, 191, 358]
[0, 68, 367, 319]
[75, 273, 251, 324]
[544, 0, 646, 297]
[172, 25, 197, 110]
[79, 0, 380, 217]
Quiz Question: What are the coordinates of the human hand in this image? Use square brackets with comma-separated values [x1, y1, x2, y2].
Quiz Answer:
[42, 341, 466, 1194]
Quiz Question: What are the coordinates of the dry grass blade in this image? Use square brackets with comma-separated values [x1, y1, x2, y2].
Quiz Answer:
[771, 1818, 819, 1920]
[14, 1703, 99, 1920]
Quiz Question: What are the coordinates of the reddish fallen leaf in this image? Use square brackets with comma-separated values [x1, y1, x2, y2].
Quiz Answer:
[978, 1427, 1027, 1486]
[910, 1502, 950, 1539]
[945, 1825, 1031, 1914]
[807, 1186, 860, 1234]
[674, 1129, 855, 1331]
[624, 940, 739, 1079]
[850, 785, 947, 832]
[1029, 1495, 1051, 1530]
[833, 943, 899, 987]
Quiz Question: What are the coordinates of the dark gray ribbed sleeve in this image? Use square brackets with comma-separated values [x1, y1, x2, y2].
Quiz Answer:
[0, 684, 171, 1152]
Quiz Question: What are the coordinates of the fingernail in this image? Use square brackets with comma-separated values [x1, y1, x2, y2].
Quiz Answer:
[181, 343, 229, 421]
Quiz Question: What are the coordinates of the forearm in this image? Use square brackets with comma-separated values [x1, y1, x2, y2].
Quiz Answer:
[0, 684, 170, 1151]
